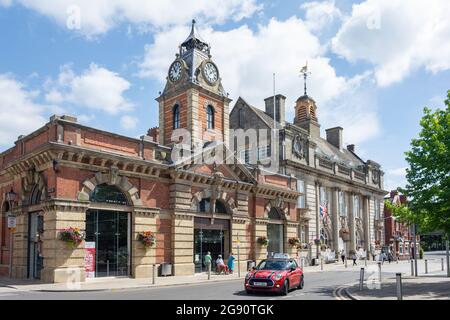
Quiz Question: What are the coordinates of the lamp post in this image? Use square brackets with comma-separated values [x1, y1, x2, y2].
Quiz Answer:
[6, 189, 17, 278]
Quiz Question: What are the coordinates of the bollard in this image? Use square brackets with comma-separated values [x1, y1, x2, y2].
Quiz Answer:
[320, 257, 323, 271]
[345, 257, 348, 268]
[152, 264, 157, 285]
[301, 258, 304, 269]
[359, 268, 365, 291]
[377, 262, 382, 283]
[208, 262, 211, 280]
[425, 259, 428, 274]
[364, 257, 367, 267]
[442, 258, 445, 271]
[411, 259, 414, 276]
[396, 273, 403, 300]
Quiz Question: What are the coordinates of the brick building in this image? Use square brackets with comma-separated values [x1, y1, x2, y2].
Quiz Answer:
[384, 191, 417, 260]
[0, 21, 300, 282]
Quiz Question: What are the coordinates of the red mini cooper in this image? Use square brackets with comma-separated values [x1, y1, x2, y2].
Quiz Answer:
[244, 258, 304, 295]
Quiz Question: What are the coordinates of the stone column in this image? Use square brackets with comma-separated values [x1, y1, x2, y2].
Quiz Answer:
[132, 207, 158, 278]
[363, 196, 370, 256]
[331, 188, 339, 256]
[314, 182, 320, 258]
[349, 192, 356, 252]
[41, 200, 89, 283]
[11, 210, 28, 279]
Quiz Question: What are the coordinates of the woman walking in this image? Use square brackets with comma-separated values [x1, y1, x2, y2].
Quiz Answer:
[227, 252, 235, 274]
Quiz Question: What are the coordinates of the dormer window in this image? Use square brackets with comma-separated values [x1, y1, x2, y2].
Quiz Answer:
[207, 105, 215, 130]
[173, 104, 180, 129]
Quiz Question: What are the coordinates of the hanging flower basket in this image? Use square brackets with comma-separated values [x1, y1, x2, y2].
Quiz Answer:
[58, 227, 85, 249]
[137, 231, 156, 249]
[288, 237, 300, 247]
[257, 236, 269, 247]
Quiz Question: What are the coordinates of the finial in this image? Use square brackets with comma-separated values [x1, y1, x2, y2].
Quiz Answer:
[300, 61, 311, 96]
[192, 19, 196, 25]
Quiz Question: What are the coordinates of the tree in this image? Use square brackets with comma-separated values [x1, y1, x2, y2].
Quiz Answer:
[395, 90, 450, 236]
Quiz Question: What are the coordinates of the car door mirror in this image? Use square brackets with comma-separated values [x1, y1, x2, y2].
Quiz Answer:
[290, 267, 296, 272]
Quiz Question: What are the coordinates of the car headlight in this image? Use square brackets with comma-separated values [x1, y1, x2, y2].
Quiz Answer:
[274, 273, 283, 280]
[245, 273, 252, 280]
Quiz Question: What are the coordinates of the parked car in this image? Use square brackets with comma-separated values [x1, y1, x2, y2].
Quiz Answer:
[244, 258, 304, 295]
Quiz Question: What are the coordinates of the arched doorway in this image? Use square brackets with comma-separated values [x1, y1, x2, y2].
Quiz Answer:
[27, 184, 45, 279]
[85, 184, 131, 278]
[193, 197, 231, 273]
[267, 207, 285, 257]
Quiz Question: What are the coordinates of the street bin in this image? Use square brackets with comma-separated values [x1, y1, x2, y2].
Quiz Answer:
[247, 261, 256, 270]
[159, 263, 173, 276]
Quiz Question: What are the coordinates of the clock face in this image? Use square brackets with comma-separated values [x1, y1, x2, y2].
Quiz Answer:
[169, 61, 182, 82]
[203, 62, 218, 84]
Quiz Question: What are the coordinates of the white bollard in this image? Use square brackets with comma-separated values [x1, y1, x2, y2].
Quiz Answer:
[320, 257, 323, 271]
[152, 264, 157, 285]
[442, 258, 445, 271]
[425, 259, 428, 274]
[396, 273, 403, 300]
[378, 262, 382, 283]
[359, 268, 365, 291]
[208, 262, 211, 280]
[345, 257, 348, 268]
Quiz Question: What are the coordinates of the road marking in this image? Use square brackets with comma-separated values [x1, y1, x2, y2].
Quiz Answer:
[0, 293, 18, 297]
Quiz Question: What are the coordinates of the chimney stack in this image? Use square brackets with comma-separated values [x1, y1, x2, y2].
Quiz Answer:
[326, 127, 343, 150]
[147, 127, 160, 144]
[264, 94, 286, 126]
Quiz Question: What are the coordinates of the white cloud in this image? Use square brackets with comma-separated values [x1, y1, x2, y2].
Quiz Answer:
[45, 63, 133, 115]
[332, 0, 450, 87]
[120, 115, 138, 130]
[140, 17, 381, 144]
[385, 167, 408, 192]
[0, 74, 48, 146]
[301, 0, 342, 33]
[9, 0, 261, 37]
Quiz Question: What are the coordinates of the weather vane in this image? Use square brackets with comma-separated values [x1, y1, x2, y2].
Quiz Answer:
[300, 61, 311, 96]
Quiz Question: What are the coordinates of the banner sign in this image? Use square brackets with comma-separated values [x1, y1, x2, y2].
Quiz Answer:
[85, 242, 96, 278]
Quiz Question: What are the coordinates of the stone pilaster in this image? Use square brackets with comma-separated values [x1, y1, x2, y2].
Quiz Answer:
[314, 182, 320, 258]
[231, 216, 250, 272]
[223, 100, 230, 148]
[286, 221, 299, 257]
[349, 193, 356, 252]
[363, 196, 370, 256]
[11, 211, 28, 279]
[331, 188, 339, 255]
[159, 100, 165, 145]
[131, 207, 158, 278]
[171, 213, 195, 275]
[187, 89, 201, 149]
[254, 219, 268, 264]
[41, 200, 89, 283]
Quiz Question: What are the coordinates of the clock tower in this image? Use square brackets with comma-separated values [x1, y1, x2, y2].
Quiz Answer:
[156, 20, 231, 150]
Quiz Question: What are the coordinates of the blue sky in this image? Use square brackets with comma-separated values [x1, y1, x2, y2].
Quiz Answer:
[0, 0, 449, 192]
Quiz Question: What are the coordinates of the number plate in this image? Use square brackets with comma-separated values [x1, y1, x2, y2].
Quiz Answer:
[253, 282, 267, 287]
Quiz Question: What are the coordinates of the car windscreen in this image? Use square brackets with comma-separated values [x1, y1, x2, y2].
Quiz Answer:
[257, 260, 289, 270]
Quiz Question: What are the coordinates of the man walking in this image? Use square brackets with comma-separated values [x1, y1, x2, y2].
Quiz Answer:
[340, 249, 346, 264]
[204, 251, 212, 272]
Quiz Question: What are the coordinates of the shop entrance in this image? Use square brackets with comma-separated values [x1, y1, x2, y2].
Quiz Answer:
[85, 210, 129, 277]
[27, 212, 44, 279]
[194, 217, 230, 273]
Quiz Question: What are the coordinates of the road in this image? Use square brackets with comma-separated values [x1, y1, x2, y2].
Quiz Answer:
[0, 270, 360, 300]
[0, 251, 446, 300]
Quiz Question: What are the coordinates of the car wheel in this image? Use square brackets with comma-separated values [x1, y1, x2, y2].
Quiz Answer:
[298, 276, 304, 290]
[281, 280, 289, 296]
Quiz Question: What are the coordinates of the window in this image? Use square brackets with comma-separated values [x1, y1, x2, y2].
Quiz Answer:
[239, 149, 252, 164]
[207, 105, 215, 130]
[198, 198, 227, 213]
[339, 191, 347, 217]
[268, 208, 283, 220]
[354, 195, 361, 218]
[173, 104, 180, 129]
[238, 109, 244, 128]
[297, 180, 306, 209]
[374, 199, 381, 220]
[299, 225, 308, 243]
[90, 184, 130, 206]
[258, 145, 271, 161]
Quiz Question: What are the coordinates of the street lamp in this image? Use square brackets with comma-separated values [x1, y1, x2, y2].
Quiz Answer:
[5, 189, 17, 278]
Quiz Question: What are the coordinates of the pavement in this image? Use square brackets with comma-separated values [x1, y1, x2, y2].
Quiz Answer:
[342, 251, 450, 300]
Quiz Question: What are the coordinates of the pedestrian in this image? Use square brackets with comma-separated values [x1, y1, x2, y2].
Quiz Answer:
[204, 251, 212, 271]
[227, 252, 235, 274]
[340, 249, 346, 264]
[379, 252, 386, 265]
[216, 255, 228, 274]
[388, 252, 393, 264]
[351, 251, 357, 266]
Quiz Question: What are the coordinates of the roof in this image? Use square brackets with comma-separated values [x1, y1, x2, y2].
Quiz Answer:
[235, 97, 283, 129]
[313, 136, 365, 167]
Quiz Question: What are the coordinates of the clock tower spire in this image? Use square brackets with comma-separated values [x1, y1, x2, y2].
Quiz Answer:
[156, 20, 231, 149]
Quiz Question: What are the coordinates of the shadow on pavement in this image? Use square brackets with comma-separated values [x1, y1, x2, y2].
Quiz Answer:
[352, 280, 450, 299]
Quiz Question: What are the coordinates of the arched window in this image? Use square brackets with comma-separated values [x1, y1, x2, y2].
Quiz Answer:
[90, 184, 130, 206]
[207, 105, 215, 130]
[173, 104, 180, 129]
[268, 207, 283, 220]
[29, 185, 42, 206]
[198, 198, 227, 214]
[238, 109, 244, 128]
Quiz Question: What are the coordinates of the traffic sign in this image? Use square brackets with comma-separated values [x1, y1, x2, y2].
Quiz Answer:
[7, 215, 16, 229]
